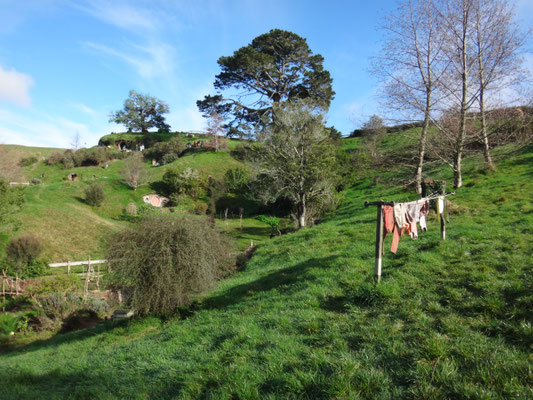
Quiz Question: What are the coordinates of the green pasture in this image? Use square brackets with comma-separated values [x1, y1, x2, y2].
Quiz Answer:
[1, 143, 531, 399]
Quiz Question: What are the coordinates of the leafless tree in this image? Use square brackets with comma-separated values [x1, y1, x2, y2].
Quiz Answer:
[206, 113, 225, 152]
[432, 0, 528, 186]
[373, 0, 448, 193]
[433, 0, 481, 188]
[121, 154, 148, 191]
[71, 131, 81, 150]
[472, 0, 526, 170]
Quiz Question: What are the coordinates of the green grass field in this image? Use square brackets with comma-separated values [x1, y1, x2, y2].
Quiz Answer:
[0, 141, 531, 398]
[1, 145, 261, 262]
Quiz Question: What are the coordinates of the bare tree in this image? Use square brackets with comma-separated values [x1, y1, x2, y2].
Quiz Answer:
[472, 0, 526, 170]
[71, 131, 81, 150]
[434, 0, 482, 188]
[206, 113, 225, 152]
[121, 154, 148, 190]
[374, 0, 448, 193]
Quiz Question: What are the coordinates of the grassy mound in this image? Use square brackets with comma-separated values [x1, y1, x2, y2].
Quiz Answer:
[0, 144, 531, 398]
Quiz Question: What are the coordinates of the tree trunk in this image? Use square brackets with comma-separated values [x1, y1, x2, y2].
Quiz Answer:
[415, 92, 432, 194]
[297, 193, 306, 229]
[455, 7, 469, 190]
[478, 76, 495, 171]
[455, 106, 466, 189]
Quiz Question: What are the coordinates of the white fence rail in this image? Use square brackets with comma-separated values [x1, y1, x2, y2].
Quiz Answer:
[48, 259, 108, 268]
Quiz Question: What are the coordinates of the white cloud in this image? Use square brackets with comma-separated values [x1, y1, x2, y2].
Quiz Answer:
[71, 102, 97, 115]
[167, 107, 206, 133]
[0, 108, 109, 148]
[0, 65, 34, 106]
[74, 1, 156, 31]
[85, 41, 176, 81]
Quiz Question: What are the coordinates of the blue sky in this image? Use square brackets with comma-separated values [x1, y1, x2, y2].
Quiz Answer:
[0, 0, 532, 148]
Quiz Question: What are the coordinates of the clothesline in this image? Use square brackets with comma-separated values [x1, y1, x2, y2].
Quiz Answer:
[364, 191, 455, 283]
[364, 191, 455, 208]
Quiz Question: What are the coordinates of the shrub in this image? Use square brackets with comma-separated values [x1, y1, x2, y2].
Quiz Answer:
[107, 215, 231, 316]
[45, 152, 64, 165]
[224, 167, 249, 193]
[256, 215, 281, 237]
[86, 298, 110, 318]
[19, 156, 38, 167]
[161, 152, 179, 164]
[124, 202, 138, 215]
[163, 167, 205, 199]
[25, 259, 48, 278]
[26, 274, 82, 297]
[194, 202, 208, 215]
[146, 136, 185, 162]
[0, 314, 17, 338]
[85, 183, 105, 206]
[6, 235, 43, 272]
[40, 292, 82, 320]
[137, 203, 157, 216]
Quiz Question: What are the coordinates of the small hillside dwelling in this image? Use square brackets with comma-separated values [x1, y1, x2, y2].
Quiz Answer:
[142, 193, 169, 207]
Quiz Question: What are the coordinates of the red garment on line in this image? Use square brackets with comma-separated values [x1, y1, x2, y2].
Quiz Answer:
[383, 205, 400, 254]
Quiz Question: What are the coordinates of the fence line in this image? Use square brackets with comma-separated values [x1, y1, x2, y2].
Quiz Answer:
[48, 259, 108, 268]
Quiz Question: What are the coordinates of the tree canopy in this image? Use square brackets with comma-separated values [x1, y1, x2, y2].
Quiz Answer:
[110, 90, 170, 133]
[250, 103, 339, 228]
[197, 29, 335, 138]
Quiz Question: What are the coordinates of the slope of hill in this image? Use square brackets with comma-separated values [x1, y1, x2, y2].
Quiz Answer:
[1, 143, 531, 398]
[0, 143, 253, 261]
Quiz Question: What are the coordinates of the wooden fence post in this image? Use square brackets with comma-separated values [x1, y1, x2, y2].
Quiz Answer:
[96, 263, 100, 291]
[2, 269, 6, 314]
[374, 204, 384, 283]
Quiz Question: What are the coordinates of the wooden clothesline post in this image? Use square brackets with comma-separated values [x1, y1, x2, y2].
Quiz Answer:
[365, 200, 394, 283]
[374, 204, 384, 283]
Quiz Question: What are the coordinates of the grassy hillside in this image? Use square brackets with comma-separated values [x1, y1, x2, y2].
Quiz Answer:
[0, 145, 260, 261]
[1, 143, 531, 398]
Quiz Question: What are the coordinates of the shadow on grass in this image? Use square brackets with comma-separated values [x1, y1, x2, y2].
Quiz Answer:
[0, 318, 132, 356]
[203, 256, 338, 311]
[228, 226, 271, 239]
[0, 366, 187, 399]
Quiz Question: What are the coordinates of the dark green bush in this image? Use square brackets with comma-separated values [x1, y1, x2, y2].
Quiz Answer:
[0, 314, 17, 338]
[85, 183, 105, 206]
[107, 215, 231, 316]
[47, 147, 109, 168]
[224, 167, 249, 194]
[163, 168, 205, 199]
[24, 260, 48, 278]
[146, 136, 185, 162]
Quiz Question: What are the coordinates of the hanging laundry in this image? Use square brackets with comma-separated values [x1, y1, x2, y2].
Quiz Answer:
[419, 215, 428, 231]
[383, 205, 400, 253]
[393, 203, 407, 228]
[419, 199, 429, 232]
